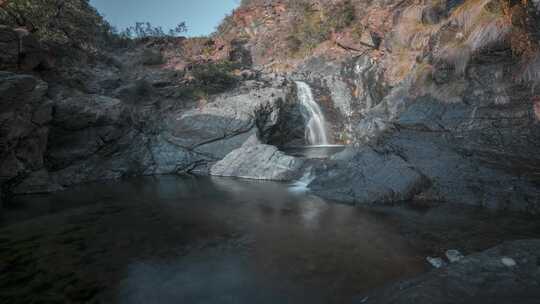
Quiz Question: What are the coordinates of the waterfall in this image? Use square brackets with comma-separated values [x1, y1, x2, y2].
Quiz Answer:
[295, 81, 329, 146]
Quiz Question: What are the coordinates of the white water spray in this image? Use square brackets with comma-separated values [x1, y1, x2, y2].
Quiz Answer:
[295, 81, 329, 146]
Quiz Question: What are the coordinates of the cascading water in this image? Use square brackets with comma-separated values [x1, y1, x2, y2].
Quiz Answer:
[295, 81, 329, 146]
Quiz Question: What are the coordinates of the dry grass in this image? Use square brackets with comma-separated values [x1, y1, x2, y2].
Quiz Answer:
[394, 5, 441, 50]
[431, 0, 513, 74]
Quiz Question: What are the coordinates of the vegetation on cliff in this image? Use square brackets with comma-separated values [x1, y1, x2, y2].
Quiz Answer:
[0, 0, 116, 51]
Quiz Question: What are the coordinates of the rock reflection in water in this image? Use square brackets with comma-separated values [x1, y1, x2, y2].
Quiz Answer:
[4, 175, 538, 304]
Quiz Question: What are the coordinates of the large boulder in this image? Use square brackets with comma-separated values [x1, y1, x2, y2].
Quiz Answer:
[162, 85, 285, 160]
[309, 147, 428, 204]
[211, 135, 305, 181]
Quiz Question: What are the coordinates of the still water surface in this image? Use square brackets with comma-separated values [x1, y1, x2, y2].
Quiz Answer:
[1, 175, 539, 303]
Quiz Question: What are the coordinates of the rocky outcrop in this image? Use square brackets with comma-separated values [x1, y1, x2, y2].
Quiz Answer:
[0, 72, 51, 194]
[309, 147, 428, 204]
[211, 135, 305, 181]
[358, 239, 540, 304]
[9, 79, 288, 193]
[164, 85, 285, 160]
[0, 26, 49, 71]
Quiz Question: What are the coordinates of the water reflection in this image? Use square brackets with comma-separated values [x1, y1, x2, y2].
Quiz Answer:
[3, 175, 537, 304]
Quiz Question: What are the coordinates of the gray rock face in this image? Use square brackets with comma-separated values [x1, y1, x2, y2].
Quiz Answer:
[211, 136, 305, 181]
[359, 240, 540, 304]
[294, 47, 540, 212]
[47, 95, 129, 170]
[0, 26, 48, 71]
[295, 55, 388, 144]
[309, 147, 428, 204]
[8, 79, 287, 191]
[0, 72, 50, 192]
[164, 87, 285, 159]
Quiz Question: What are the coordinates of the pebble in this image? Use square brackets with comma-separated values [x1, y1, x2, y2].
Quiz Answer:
[427, 256, 447, 268]
[501, 257, 517, 267]
[445, 249, 464, 263]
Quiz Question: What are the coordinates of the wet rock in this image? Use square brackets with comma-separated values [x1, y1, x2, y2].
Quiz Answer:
[309, 147, 428, 204]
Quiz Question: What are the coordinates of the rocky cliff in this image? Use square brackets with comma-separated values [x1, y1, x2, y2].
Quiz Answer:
[1, 0, 540, 214]
[213, 0, 540, 213]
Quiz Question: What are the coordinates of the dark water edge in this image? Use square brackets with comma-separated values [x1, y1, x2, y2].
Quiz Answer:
[1, 175, 540, 304]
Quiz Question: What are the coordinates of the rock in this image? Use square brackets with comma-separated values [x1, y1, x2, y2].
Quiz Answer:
[0, 72, 49, 192]
[211, 141, 304, 181]
[0, 26, 48, 70]
[52, 95, 126, 130]
[445, 249, 465, 263]
[12, 169, 63, 194]
[360, 31, 379, 49]
[47, 95, 129, 170]
[113, 80, 154, 104]
[19, 32, 48, 70]
[0, 26, 19, 69]
[501, 257, 517, 267]
[0, 72, 48, 109]
[309, 147, 428, 204]
[229, 39, 252, 67]
[147, 135, 201, 175]
[164, 86, 285, 159]
[360, 240, 540, 304]
[426, 257, 447, 269]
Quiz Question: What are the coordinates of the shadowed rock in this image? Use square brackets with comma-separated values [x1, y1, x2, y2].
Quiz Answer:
[309, 147, 428, 204]
[357, 240, 540, 304]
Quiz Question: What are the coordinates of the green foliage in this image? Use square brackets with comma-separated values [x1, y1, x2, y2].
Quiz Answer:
[0, 0, 116, 50]
[178, 61, 240, 99]
[121, 22, 187, 39]
[327, 0, 356, 32]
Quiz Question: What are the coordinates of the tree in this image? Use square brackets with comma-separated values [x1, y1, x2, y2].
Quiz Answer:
[121, 21, 187, 39]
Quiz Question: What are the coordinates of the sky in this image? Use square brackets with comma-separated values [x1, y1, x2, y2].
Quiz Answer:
[90, 0, 240, 37]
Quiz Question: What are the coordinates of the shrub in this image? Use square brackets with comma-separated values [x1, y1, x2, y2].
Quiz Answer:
[176, 61, 240, 100]
[286, 0, 356, 54]
[190, 61, 240, 94]
[0, 0, 115, 51]
[121, 22, 187, 39]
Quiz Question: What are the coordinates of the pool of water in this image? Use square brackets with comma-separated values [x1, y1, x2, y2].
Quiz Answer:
[281, 145, 347, 159]
[1, 175, 539, 304]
